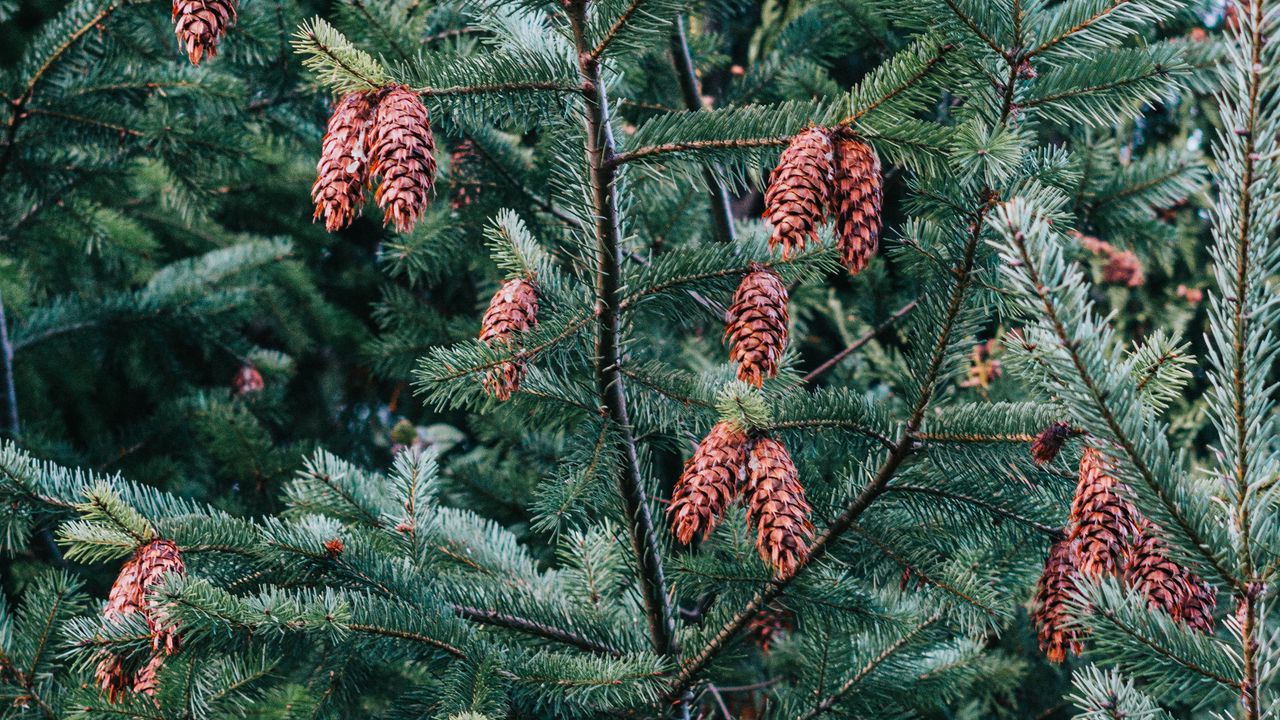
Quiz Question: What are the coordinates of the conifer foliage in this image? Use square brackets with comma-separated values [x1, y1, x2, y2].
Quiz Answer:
[4, 0, 1280, 718]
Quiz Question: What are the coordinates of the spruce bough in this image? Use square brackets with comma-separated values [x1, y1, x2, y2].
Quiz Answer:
[2, 0, 1278, 718]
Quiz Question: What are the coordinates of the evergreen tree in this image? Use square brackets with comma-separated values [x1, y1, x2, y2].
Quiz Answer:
[1, 0, 1276, 719]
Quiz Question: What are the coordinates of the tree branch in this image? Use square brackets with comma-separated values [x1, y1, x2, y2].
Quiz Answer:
[566, 5, 685, 718]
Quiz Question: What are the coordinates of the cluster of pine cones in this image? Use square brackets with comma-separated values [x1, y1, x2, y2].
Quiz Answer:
[670, 422, 813, 579]
[671, 126, 884, 578]
[312, 86, 438, 234]
[1028, 428, 1215, 663]
[172, 0, 239, 65]
[95, 539, 186, 702]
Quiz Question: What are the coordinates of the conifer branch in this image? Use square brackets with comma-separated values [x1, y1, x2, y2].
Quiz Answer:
[451, 605, 624, 657]
[1001, 217, 1240, 592]
[0, 294, 18, 438]
[803, 300, 918, 383]
[566, 5, 683, 714]
[590, 0, 649, 60]
[799, 612, 942, 720]
[885, 485, 1063, 537]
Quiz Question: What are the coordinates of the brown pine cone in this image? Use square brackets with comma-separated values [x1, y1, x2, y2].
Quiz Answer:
[451, 140, 483, 210]
[369, 85, 437, 233]
[231, 362, 264, 396]
[745, 435, 813, 580]
[670, 422, 749, 545]
[312, 91, 376, 232]
[1179, 572, 1216, 633]
[479, 278, 538, 400]
[96, 539, 185, 700]
[764, 127, 834, 258]
[1030, 421, 1074, 466]
[1102, 249, 1145, 288]
[131, 654, 166, 698]
[1069, 448, 1140, 578]
[725, 266, 789, 387]
[1123, 525, 1190, 620]
[747, 604, 794, 654]
[172, 0, 238, 65]
[94, 655, 131, 704]
[1032, 538, 1084, 663]
[830, 131, 882, 274]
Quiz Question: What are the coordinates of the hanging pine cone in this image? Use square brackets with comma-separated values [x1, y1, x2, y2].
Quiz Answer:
[1030, 421, 1075, 465]
[1123, 525, 1190, 621]
[830, 131, 882, 274]
[231, 362, 264, 396]
[1102, 249, 1145, 288]
[369, 85, 437, 233]
[747, 604, 794, 653]
[1069, 448, 1140, 578]
[130, 654, 166, 698]
[95, 539, 185, 701]
[479, 278, 539, 400]
[171, 0, 238, 65]
[670, 422, 749, 545]
[725, 266, 789, 387]
[312, 91, 376, 232]
[1032, 538, 1084, 663]
[451, 140, 483, 210]
[1179, 572, 1217, 633]
[764, 127, 833, 258]
[745, 435, 813, 580]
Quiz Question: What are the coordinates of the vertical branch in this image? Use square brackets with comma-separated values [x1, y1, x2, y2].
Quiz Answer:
[565, 4, 684, 712]
[669, 14, 736, 244]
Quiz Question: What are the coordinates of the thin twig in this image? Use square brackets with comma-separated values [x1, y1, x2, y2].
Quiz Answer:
[802, 300, 917, 383]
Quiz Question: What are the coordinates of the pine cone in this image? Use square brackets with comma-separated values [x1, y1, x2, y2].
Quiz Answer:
[1032, 538, 1084, 663]
[95, 655, 131, 704]
[451, 140, 483, 210]
[747, 604, 794, 654]
[232, 363, 264, 396]
[725, 266, 789, 387]
[830, 131, 882, 274]
[131, 654, 166, 698]
[670, 422, 749, 545]
[369, 85, 437, 233]
[1123, 526, 1190, 620]
[312, 91, 376, 232]
[172, 0, 238, 65]
[1179, 572, 1216, 633]
[764, 127, 833, 258]
[1069, 448, 1140, 578]
[1102, 250, 1145, 288]
[479, 278, 539, 400]
[1030, 421, 1074, 466]
[745, 435, 813, 580]
[96, 539, 185, 700]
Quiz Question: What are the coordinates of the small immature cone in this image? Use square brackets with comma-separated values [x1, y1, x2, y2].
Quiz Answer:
[313, 91, 376, 232]
[172, 0, 238, 65]
[725, 266, 789, 387]
[479, 278, 539, 400]
[369, 85, 437, 233]
[745, 436, 813, 579]
[1030, 421, 1073, 465]
[669, 422, 749, 545]
[747, 604, 794, 654]
[1069, 448, 1140, 578]
[1032, 538, 1084, 663]
[830, 131, 882, 274]
[764, 127, 834, 258]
